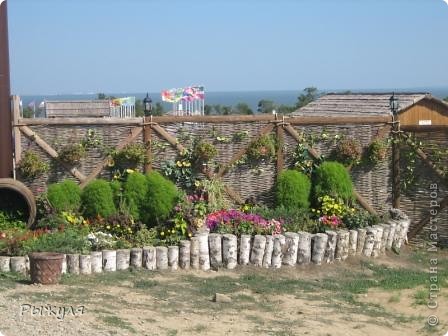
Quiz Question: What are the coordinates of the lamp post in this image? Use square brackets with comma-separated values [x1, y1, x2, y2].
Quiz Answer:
[143, 93, 152, 116]
[390, 93, 401, 209]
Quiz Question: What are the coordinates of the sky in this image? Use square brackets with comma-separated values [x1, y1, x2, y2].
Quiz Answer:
[7, 0, 448, 95]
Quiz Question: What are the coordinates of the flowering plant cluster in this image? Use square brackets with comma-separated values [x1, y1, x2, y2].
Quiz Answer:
[86, 231, 116, 251]
[318, 215, 342, 229]
[206, 209, 282, 235]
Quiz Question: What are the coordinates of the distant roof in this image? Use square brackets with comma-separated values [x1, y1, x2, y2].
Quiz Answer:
[291, 92, 430, 116]
[45, 100, 111, 118]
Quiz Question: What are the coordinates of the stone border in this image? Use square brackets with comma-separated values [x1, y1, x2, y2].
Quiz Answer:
[0, 217, 411, 276]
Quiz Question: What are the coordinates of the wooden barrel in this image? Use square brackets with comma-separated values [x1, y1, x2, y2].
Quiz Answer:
[0, 178, 36, 227]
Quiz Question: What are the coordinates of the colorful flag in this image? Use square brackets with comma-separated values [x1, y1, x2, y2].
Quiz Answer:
[27, 101, 35, 109]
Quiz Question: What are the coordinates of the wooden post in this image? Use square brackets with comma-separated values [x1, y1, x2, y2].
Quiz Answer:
[143, 117, 152, 173]
[392, 119, 401, 208]
[276, 123, 284, 173]
[11, 95, 21, 164]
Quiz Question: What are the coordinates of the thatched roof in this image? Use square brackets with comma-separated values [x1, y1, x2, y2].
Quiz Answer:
[291, 93, 429, 116]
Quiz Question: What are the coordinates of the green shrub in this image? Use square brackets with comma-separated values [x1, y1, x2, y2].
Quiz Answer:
[276, 170, 311, 210]
[131, 227, 159, 247]
[47, 180, 81, 212]
[313, 161, 354, 202]
[17, 150, 49, 178]
[123, 172, 148, 221]
[109, 180, 122, 206]
[81, 179, 116, 218]
[343, 210, 380, 230]
[142, 171, 179, 227]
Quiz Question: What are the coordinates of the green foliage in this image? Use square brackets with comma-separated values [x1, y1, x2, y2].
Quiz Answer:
[276, 170, 311, 210]
[20, 227, 90, 255]
[17, 150, 49, 178]
[0, 211, 26, 231]
[193, 141, 218, 162]
[131, 227, 159, 247]
[334, 138, 362, 166]
[81, 180, 116, 218]
[365, 139, 388, 164]
[122, 172, 148, 221]
[234, 102, 253, 115]
[109, 180, 122, 206]
[343, 209, 380, 230]
[295, 87, 319, 109]
[200, 179, 230, 212]
[47, 180, 81, 213]
[247, 134, 276, 162]
[58, 143, 86, 166]
[110, 143, 147, 171]
[313, 161, 354, 202]
[257, 100, 275, 114]
[142, 171, 179, 227]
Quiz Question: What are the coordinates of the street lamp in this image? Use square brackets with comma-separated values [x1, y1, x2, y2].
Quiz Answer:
[143, 93, 152, 116]
[389, 93, 399, 115]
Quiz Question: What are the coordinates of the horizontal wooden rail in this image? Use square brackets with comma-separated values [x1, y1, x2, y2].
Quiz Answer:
[401, 125, 448, 132]
[17, 117, 144, 126]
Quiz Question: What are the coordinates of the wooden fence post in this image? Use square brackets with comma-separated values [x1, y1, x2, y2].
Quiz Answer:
[11, 95, 21, 164]
[276, 120, 284, 174]
[143, 117, 152, 173]
[392, 119, 401, 208]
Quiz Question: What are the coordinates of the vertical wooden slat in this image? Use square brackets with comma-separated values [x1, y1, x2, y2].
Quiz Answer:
[392, 122, 401, 209]
[11, 95, 21, 163]
[276, 123, 284, 174]
[143, 117, 152, 173]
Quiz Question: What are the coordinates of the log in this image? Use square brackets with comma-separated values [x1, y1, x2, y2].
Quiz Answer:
[222, 234, 238, 269]
[190, 236, 200, 270]
[239, 235, 251, 266]
[0, 256, 10, 272]
[79, 255, 92, 275]
[90, 252, 102, 273]
[371, 226, 384, 258]
[356, 228, 367, 254]
[142, 246, 157, 270]
[312, 233, 328, 265]
[335, 231, 349, 261]
[66, 254, 80, 274]
[297, 231, 312, 265]
[156, 246, 168, 270]
[380, 225, 390, 254]
[61, 254, 67, 274]
[324, 231, 337, 264]
[272, 235, 285, 269]
[116, 249, 130, 270]
[348, 230, 358, 256]
[282, 232, 299, 266]
[362, 228, 376, 257]
[179, 240, 191, 270]
[262, 235, 274, 268]
[25, 255, 30, 274]
[386, 222, 397, 250]
[130, 248, 143, 268]
[393, 219, 411, 250]
[250, 235, 266, 267]
[102, 250, 117, 272]
[10, 256, 26, 274]
[198, 233, 210, 271]
[168, 246, 179, 271]
[208, 233, 223, 269]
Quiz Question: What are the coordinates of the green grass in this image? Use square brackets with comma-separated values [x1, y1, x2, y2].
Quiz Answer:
[413, 289, 428, 306]
[100, 315, 136, 333]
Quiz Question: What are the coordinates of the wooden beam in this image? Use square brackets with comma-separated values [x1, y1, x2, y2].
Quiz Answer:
[143, 118, 152, 173]
[19, 126, 87, 182]
[401, 125, 448, 132]
[18, 117, 143, 126]
[11, 95, 22, 163]
[217, 123, 275, 178]
[276, 124, 284, 174]
[151, 123, 186, 153]
[408, 195, 448, 239]
[224, 185, 244, 204]
[284, 124, 377, 215]
[80, 126, 143, 188]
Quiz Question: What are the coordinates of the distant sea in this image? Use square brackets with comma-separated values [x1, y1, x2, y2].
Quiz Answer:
[20, 87, 448, 113]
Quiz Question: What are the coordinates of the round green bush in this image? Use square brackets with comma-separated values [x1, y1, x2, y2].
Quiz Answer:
[276, 170, 311, 210]
[81, 179, 116, 218]
[47, 180, 81, 212]
[123, 172, 148, 221]
[109, 180, 122, 206]
[142, 171, 179, 227]
[313, 161, 354, 202]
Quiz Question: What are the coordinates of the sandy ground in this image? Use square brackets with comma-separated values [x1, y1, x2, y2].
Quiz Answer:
[0, 248, 447, 336]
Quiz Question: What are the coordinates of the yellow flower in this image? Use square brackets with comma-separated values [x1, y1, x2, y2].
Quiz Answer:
[126, 169, 134, 174]
[188, 233, 192, 237]
[183, 161, 191, 167]
[176, 161, 183, 167]
[106, 225, 111, 229]
[161, 231, 165, 236]
[194, 180, 201, 187]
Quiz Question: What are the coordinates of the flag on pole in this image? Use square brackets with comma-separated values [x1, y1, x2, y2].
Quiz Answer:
[27, 101, 35, 109]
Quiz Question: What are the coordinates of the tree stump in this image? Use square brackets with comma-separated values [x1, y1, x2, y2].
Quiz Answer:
[262, 235, 274, 268]
[208, 233, 223, 269]
[393, 219, 410, 250]
[362, 228, 376, 257]
[380, 225, 390, 254]
[102, 250, 117, 272]
[348, 230, 358, 256]
[156, 246, 168, 270]
[190, 236, 200, 270]
[168, 246, 179, 270]
[222, 234, 238, 269]
[0, 256, 10, 272]
[356, 228, 367, 254]
[142, 246, 157, 270]
[116, 249, 130, 270]
[297, 231, 311, 265]
[386, 221, 397, 250]
[272, 235, 285, 269]
[79, 255, 91, 275]
[61, 254, 67, 274]
[10, 256, 26, 274]
[198, 233, 210, 271]
[324, 231, 337, 264]
[283, 232, 299, 266]
[335, 231, 349, 261]
[179, 240, 191, 270]
[239, 235, 251, 266]
[66, 254, 80, 274]
[312, 233, 328, 265]
[130, 248, 143, 268]
[90, 252, 102, 273]
[250, 235, 266, 267]
[371, 226, 384, 258]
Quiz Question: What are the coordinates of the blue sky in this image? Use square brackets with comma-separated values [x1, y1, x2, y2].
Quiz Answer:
[7, 0, 448, 94]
